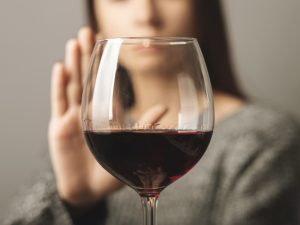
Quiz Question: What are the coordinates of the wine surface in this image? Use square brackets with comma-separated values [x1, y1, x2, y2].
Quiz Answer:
[84, 130, 212, 195]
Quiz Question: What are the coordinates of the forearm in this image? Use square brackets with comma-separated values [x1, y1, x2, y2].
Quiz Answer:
[3, 172, 107, 225]
[63, 199, 107, 225]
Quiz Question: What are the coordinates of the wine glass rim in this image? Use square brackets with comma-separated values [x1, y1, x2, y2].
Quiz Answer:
[95, 37, 197, 45]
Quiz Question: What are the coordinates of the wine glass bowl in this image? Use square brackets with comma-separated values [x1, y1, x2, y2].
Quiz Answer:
[81, 37, 214, 225]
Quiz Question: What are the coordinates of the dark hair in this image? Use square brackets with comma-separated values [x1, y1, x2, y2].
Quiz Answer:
[84, 0, 245, 99]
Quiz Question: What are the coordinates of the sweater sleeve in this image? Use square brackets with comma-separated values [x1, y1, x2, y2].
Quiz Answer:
[3, 171, 107, 225]
[219, 118, 300, 225]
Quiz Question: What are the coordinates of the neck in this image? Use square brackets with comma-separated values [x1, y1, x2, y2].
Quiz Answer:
[128, 72, 179, 118]
[127, 72, 246, 124]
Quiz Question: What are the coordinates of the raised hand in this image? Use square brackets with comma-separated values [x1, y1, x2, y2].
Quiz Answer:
[48, 27, 122, 208]
[49, 28, 169, 209]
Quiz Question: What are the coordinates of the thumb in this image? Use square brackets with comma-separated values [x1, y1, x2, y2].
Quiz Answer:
[136, 104, 168, 129]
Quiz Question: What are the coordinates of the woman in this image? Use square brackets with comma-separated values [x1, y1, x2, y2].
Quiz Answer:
[4, 0, 300, 225]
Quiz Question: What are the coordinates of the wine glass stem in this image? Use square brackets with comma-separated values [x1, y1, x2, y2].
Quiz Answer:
[141, 195, 159, 225]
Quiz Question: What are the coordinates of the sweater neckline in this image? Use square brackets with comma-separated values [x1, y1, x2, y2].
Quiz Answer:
[214, 102, 252, 130]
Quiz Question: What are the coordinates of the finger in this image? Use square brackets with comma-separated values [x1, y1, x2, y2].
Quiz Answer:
[65, 39, 82, 105]
[51, 62, 68, 117]
[78, 27, 95, 84]
[137, 104, 168, 128]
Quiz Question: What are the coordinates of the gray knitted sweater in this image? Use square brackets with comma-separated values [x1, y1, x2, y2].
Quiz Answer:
[4, 104, 300, 225]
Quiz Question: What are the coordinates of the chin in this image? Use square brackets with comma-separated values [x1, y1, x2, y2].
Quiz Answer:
[130, 56, 168, 75]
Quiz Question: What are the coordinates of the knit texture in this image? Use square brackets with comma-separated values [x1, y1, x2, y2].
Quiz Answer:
[3, 103, 300, 225]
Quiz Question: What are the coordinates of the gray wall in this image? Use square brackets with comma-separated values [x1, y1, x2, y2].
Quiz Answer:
[0, 0, 299, 220]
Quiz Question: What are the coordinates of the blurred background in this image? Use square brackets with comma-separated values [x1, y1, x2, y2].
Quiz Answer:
[0, 0, 299, 219]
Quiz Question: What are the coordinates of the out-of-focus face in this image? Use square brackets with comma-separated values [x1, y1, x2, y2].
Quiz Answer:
[94, 0, 198, 74]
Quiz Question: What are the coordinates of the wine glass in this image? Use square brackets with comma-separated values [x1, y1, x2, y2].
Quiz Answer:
[81, 37, 214, 225]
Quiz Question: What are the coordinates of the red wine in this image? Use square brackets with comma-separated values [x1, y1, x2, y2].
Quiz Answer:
[84, 130, 212, 196]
